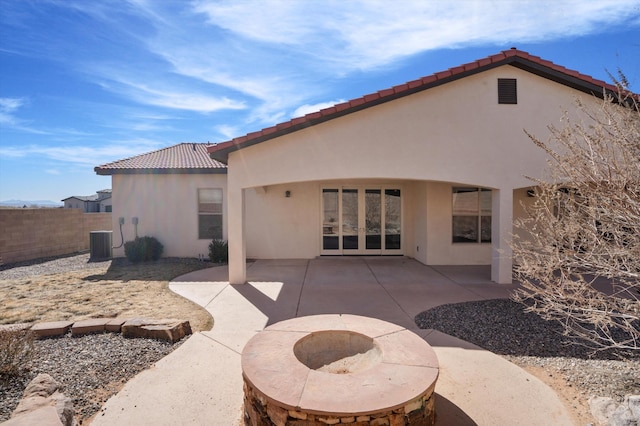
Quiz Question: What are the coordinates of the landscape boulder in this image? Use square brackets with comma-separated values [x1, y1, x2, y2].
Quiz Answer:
[121, 318, 192, 342]
[589, 395, 640, 426]
[9, 373, 75, 426]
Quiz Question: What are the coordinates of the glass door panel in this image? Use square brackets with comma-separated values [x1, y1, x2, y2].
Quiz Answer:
[342, 189, 359, 250]
[365, 189, 381, 250]
[322, 189, 339, 250]
[321, 186, 402, 255]
[384, 189, 401, 250]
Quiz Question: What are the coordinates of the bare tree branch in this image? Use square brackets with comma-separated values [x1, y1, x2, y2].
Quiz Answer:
[512, 84, 640, 352]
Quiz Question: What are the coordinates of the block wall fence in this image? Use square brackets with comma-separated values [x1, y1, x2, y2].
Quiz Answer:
[0, 209, 112, 265]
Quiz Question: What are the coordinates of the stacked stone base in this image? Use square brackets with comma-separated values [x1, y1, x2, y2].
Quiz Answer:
[243, 381, 435, 426]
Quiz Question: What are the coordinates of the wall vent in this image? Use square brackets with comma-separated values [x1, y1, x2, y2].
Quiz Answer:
[498, 78, 517, 104]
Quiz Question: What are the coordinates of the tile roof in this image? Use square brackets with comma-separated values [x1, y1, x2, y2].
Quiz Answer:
[95, 143, 227, 175]
[62, 195, 99, 202]
[208, 48, 630, 163]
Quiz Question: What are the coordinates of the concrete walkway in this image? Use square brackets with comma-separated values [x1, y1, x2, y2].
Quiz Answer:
[92, 257, 575, 425]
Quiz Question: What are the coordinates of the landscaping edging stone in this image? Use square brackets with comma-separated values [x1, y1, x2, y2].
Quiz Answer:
[0, 317, 192, 343]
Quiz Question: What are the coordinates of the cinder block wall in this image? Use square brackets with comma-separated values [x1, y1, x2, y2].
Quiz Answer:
[0, 209, 112, 264]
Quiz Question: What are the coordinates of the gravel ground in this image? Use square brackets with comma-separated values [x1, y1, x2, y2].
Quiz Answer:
[0, 253, 189, 424]
[0, 333, 184, 424]
[0, 252, 110, 280]
[416, 299, 640, 403]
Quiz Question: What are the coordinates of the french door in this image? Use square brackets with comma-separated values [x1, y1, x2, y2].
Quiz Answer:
[321, 186, 402, 255]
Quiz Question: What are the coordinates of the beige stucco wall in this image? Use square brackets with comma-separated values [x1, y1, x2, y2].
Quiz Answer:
[110, 173, 227, 258]
[226, 64, 601, 269]
[245, 182, 320, 259]
[226, 65, 596, 191]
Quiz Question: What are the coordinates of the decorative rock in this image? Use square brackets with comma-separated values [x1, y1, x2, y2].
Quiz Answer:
[627, 395, 640, 421]
[609, 404, 636, 426]
[121, 318, 192, 342]
[71, 318, 110, 336]
[105, 318, 129, 332]
[4, 405, 62, 426]
[30, 321, 73, 338]
[588, 395, 640, 426]
[11, 373, 75, 426]
[590, 397, 618, 425]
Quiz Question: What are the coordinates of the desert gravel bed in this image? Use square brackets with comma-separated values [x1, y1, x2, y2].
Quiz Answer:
[0, 252, 110, 280]
[416, 299, 640, 404]
[0, 333, 184, 424]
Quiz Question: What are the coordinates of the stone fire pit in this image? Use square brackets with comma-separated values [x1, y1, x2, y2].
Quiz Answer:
[241, 314, 439, 425]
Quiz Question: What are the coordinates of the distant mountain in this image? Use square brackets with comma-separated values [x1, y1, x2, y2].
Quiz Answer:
[0, 199, 63, 208]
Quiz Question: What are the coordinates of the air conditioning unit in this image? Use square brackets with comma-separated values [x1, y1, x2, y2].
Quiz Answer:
[90, 231, 112, 260]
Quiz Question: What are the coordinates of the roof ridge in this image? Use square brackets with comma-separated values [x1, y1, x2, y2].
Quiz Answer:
[96, 142, 211, 168]
[95, 141, 226, 175]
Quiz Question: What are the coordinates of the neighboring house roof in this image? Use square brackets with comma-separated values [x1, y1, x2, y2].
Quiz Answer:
[95, 143, 227, 175]
[62, 195, 98, 202]
[208, 48, 628, 163]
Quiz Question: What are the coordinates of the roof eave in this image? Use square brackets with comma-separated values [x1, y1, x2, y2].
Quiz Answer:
[94, 167, 227, 176]
[209, 55, 618, 164]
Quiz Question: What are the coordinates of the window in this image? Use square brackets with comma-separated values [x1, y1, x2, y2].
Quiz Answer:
[198, 189, 223, 239]
[498, 78, 517, 104]
[452, 187, 491, 243]
[105, 205, 112, 213]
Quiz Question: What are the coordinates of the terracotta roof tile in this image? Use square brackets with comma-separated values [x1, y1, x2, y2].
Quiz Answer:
[435, 70, 452, 79]
[208, 49, 631, 163]
[421, 75, 438, 85]
[392, 83, 409, 93]
[363, 93, 380, 102]
[407, 79, 423, 88]
[95, 143, 226, 175]
[335, 102, 351, 112]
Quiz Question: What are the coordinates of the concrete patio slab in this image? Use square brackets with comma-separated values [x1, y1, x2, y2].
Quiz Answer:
[91, 332, 244, 426]
[420, 329, 573, 425]
[95, 257, 573, 426]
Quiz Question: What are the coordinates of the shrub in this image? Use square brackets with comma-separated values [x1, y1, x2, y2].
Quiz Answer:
[0, 327, 35, 377]
[124, 236, 164, 262]
[209, 239, 228, 264]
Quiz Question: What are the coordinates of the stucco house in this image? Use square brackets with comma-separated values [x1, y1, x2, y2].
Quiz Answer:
[95, 49, 621, 285]
[62, 189, 112, 212]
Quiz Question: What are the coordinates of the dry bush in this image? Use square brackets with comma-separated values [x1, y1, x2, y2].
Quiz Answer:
[512, 82, 640, 351]
[0, 327, 35, 377]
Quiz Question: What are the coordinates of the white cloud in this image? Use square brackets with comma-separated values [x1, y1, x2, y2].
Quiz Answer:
[215, 124, 241, 140]
[0, 139, 164, 167]
[0, 97, 49, 134]
[190, 0, 640, 70]
[293, 100, 347, 118]
[96, 75, 246, 113]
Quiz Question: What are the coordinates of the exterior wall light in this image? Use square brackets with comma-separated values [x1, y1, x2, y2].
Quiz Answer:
[285, 190, 291, 198]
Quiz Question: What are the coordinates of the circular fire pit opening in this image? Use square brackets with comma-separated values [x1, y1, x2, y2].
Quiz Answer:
[242, 314, 439, 426]
[294, 330, 382, 374]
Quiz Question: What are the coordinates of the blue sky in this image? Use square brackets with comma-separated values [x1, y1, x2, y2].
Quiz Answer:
[1, 0, 639, 203]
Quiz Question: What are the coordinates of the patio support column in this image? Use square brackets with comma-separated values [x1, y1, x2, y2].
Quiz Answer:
[491, 188, 513, 284]
[228, 185, 247, 284]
